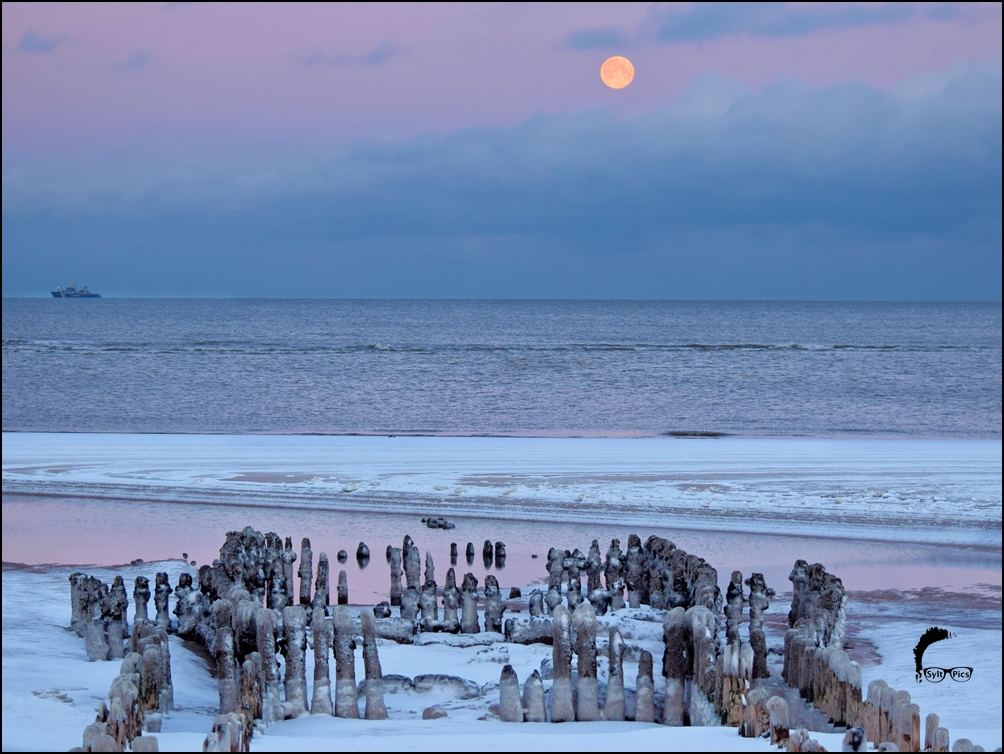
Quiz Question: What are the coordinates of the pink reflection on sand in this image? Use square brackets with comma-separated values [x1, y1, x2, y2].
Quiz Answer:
[3, 494, 999, 604]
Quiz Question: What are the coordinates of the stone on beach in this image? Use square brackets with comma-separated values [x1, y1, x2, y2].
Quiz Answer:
[356, 542, 370, 562]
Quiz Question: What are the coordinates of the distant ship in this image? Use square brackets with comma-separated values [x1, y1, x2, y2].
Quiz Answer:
[51, 279, 101, 298]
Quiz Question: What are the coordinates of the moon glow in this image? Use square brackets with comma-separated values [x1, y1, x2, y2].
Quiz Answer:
[600, 56, 634, 89]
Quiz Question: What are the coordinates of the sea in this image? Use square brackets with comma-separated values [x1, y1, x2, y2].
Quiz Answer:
[2, 299, 1000, 437]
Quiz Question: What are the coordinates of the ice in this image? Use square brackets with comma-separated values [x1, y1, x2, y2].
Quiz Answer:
[3, 433, 999, 546]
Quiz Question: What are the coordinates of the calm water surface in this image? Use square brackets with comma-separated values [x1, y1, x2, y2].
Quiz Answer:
[2, 299, 1000, 437]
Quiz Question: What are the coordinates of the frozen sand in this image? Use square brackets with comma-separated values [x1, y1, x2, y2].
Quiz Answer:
[3, 560, 1000, 752]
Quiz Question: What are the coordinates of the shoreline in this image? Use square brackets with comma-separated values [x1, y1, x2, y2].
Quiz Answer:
[3, 428, 1002, 441]
[4, 432, 1000, 548]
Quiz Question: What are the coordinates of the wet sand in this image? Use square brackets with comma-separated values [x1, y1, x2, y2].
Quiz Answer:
[3, 493, 999, 604]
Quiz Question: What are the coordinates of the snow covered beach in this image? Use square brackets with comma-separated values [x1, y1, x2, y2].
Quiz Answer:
[2, 433, 1001, 751]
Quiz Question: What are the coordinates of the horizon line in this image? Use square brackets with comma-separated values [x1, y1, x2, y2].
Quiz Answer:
[4, 295, 1002, 304]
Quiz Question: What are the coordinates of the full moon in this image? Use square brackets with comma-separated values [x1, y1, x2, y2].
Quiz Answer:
[600, 56, 634, 89]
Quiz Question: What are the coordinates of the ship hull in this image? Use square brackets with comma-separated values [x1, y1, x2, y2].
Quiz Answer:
[51, 291, 101, 298]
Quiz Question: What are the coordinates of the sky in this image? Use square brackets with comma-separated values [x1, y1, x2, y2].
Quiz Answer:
[2, 2, 1001, 299]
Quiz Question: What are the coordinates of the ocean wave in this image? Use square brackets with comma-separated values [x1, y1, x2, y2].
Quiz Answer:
[2, 338, 997, 356]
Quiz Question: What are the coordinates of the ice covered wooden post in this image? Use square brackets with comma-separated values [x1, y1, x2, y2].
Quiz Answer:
[663, 606, 688, 726]
[725, 571, 744, 645]
[523, 669, 546, 722]
[283, 536, 297, 607]
[388, 547, 403, 606]
[337, 570, 349, 606]
[586, 540, 603, 593]
[484, 575, 505, 633]
[424, 551, 436, 586]
[550, 604, 574, 722]
[401, 585, 420, 623]
[69, 572, 85, 634]
[498, 665, 523, 722]
[605, 539, 625, 611]
[404, 537, 421, 591]
[311, 553, 330, 611]
[625, 534, 645, 608]
[461, 573, 480, 634]
[766, 695, 790, 747]
[566, 552, 583, 609]
[482, 539, 494, 568]
[360, 609, 388, 720]
[311, 607, 333, 715]
[605, 628, 626, 721]
[746, 572, 772, 679]
[420, 585, 439, 630]
[237, 651, 263, 742]
[494, 541, 507, 568]
[154, 573, 173, 632]
[281, 605, 308, 718]
[574, 601, 600, 721]
[174, 573, 204, 638]
[298, 538, 313, 607]
[255, 608, 282, 723]
[546, 548, 564, 612]
[106, 575, 129, 660]
[213, 600, 238, 714]
[78, 575, 111, 661]
[442, 567, 460, 631]
[635, 649, 656, 723]
[333, 606, 359, 719]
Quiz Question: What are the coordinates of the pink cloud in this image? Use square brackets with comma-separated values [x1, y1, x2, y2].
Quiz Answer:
[2, 2, 1000, 159]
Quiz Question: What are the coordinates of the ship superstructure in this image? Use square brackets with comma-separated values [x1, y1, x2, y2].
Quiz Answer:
[51, 280, 101, 298]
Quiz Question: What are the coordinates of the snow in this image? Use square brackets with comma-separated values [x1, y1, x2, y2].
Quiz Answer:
[3, 433, 1000, 546]
[3, 559, 1001, 752]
